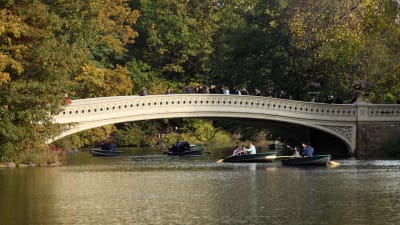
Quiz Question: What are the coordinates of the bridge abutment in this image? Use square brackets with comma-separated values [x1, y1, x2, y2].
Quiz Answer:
[355, 101, 400, 156]
[356, 121, 400, 156]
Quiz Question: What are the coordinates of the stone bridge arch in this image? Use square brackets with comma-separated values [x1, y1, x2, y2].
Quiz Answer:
[51, 94, 400, 155]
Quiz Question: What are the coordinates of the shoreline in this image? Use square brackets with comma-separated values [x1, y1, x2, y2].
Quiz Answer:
[0, 161, 64, 169]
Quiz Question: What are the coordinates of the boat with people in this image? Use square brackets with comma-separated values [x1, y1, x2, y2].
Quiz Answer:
[91, 141, 123, 156]
[91, 149, 124, 156]
[167, 141, 204, 156]
[218, 152, 278, 163]
[280, 154, 331, 166]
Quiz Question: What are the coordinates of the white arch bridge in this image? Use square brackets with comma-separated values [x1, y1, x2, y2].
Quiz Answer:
[51, 94, 400, 155]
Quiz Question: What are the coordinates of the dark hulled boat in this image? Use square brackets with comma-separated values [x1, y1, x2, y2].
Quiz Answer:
[281, 154, 331, 166]
[219, 152, 277, 163]
[167, 143, 204, 156]
[167, 147, 204, 156]
[91, 149, 123, 157]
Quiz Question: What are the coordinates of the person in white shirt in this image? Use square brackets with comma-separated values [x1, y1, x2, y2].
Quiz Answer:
[224, 86, 230, 95]
[245, 142, 256, 154]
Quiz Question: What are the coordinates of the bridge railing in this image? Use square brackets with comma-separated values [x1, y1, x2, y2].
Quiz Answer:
[53, 94, 359, 123]
[360, 103, 400, 121]
[53, 94, 400, 124]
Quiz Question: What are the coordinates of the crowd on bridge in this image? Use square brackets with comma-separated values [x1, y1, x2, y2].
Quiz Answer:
[138, 84, 347, 104]
[65, 83, 345, 105]
[139, 84, 296, 99]
[138, 84, 295, 98]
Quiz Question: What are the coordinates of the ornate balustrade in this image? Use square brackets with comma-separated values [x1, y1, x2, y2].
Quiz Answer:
[365, 104, 400, 120]
[54, 94, 360, 123]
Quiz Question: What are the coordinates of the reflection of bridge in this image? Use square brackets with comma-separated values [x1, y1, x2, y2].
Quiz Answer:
[51, 94, 400, 155]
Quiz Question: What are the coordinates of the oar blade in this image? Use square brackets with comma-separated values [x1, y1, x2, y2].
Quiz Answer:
[329, 160, 340, 168]
[216, 158, 224, 163]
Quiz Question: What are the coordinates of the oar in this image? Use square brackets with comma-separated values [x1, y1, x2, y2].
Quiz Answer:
[328, 160, 340, 168]
[264, 155, 297, 160]
[216, 158, 225, 163]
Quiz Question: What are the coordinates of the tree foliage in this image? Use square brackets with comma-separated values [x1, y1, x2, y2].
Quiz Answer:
[130, 0, 220, 83]
[0, 0, 139, 163]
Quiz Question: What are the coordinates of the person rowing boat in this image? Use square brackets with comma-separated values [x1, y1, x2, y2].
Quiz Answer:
[301, 142, 314, 157]
[286, 145, 300, 157]
[244, 141, 256, 155]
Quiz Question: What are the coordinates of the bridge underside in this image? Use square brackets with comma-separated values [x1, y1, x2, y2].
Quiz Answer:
[212, 118, 350, 156]
[53, 114, 352, 156]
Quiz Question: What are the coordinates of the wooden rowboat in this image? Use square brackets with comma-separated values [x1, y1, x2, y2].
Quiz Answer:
[167, 147, 204, 156]
[167, 142, 204, 156]
[91, 149, 123, 157]
[281, 154, 331, 166]
[218, 152, 277, 163]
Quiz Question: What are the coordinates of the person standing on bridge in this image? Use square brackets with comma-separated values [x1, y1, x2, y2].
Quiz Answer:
[165, 87, 173, 95]
[140, 86, 148, 96]
[223, 86, 230, 95]
[64, 93, 72, 104]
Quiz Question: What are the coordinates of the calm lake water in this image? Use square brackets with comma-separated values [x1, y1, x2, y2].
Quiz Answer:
[1, 147, 400, 225]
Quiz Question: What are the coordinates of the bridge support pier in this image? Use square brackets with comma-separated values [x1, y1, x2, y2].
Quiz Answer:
[356, 121, 400, 157]
[354, 101, 400, 157]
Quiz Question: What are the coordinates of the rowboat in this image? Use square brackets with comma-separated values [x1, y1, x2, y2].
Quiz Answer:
[167, 147, 204, 156]
[218, 152, 277, 163]
[281, 154, 331, 166]
[91, 149, 123, 156]
[167, 143, 204, 156]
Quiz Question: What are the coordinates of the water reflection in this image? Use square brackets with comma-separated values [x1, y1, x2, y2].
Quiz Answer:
[0, 168, 59, 225]
[1, 148, 400, 225]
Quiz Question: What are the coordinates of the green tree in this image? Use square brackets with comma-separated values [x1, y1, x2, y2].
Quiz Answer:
[285, 0, 400, 102]
[74, 64, 133, 98]
[116, 120, 162, 147]
[0, 1, 69, 163]
[130, 0, 219, 84]
[44, 0, 140, 98]
[359, 0, 400, 102]
[0, 0, 140, 163]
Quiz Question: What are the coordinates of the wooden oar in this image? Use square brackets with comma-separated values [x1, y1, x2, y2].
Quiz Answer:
[216, 158, 225, 163]
[328, 160, 340, 168]
[264, 155, 297, 160]
[217, 155, 292, 162]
